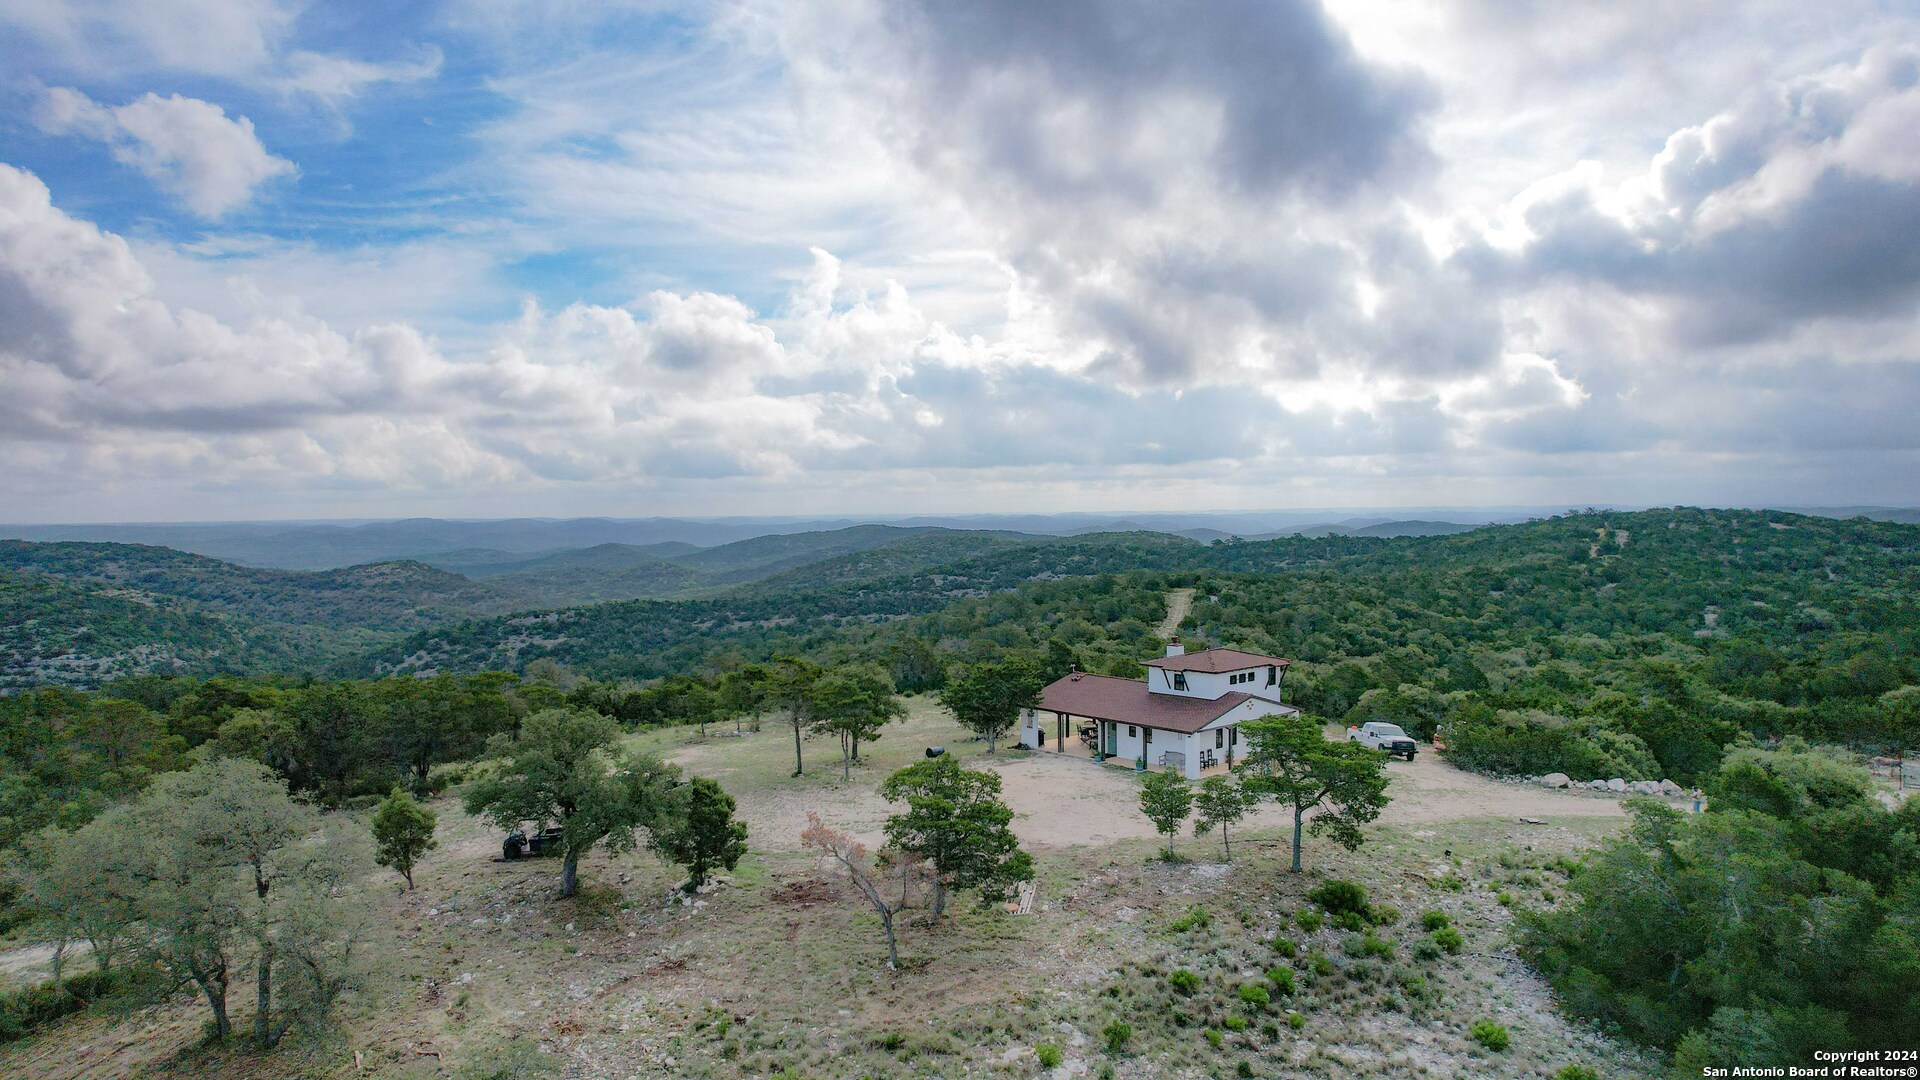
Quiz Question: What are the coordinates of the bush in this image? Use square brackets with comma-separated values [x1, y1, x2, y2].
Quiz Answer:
[1432, 927, 1464, 954]
[1222, 1014, 1248, 1032]
[0, 970, 123, 1044]
[1287, 1011, 1306, 1030]
[1238, 984, 1271, 1011]
[1371, 904, 1401, 925]
[1420, 910, 1451, 931]
[1308, 951, 1333, 976]
[1496, 890, 1513, 907]
[1308, 880, 1370, 918]
[1102, 1019, 1132, 1055]
[1333, 910, 1367, 932]
[1413, 938, 1443, 961]
[1266, 966, 1295, 995]
[1168, 905, 1212, 933]
[1556, 1067, 1599, 1080]
[1295, 909, 1323, 932]
[1035, 1042, 1063, 1068]
[1169, 969, 1201, 995]
[1204, 1028, 1223, 1048]
[1271, 938, 1297, 958]
[1470, 1019, 1511, 1051]
[1236, 1062, 1254, 1078]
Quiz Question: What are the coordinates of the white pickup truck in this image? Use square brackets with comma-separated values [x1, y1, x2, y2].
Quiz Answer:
[1348, 721, 1418, 761]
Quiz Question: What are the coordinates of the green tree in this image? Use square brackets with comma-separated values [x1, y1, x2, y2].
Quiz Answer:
[370, 787, 438, 891]
[718, 664, 771, 735]
[17, 811, 144, 978]
[1138, 770, 1194, 858]
[938, 657, 1047, 755]
[1192, 774, 1257, 860]
[462, 708, 679, 898]
[878, 757, 1033, 920]
[64, 758, 373, 1047]
[654, 776, 748, 892]
[1240, 714, 1391, 872]
[768, 657, 822, 776]
[810, 665, 907, 779]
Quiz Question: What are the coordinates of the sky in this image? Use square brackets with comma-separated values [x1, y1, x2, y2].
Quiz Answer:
[2, 0, 1918, 523]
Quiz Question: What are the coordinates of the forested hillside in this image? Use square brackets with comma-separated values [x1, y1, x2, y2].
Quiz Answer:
[360, 509, 1920, 774]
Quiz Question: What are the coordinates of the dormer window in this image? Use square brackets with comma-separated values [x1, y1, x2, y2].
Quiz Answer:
[1173, 672, 1188, 691]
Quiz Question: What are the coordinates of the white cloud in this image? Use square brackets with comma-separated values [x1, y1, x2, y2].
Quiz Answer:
[35, 88, 296, 219]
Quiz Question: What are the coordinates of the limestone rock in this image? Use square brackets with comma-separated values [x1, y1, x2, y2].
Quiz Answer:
[1540, 773, 1571, 789]
[1629, 780, 1662, 796]
[1659, 779, 1685, 796]
[1606, 778, 1628, 793]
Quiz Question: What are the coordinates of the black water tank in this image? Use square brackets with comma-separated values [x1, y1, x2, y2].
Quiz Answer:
[925, 746, 946, 758]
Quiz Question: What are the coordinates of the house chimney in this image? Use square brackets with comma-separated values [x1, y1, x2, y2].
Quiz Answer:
[1165, 638, 1184, 657]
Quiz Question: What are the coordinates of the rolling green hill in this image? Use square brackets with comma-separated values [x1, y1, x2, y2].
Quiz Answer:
[0, 540, 517, 630]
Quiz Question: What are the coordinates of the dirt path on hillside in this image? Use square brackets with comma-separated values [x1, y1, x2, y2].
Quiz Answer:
[1156, 587, 1195, 638]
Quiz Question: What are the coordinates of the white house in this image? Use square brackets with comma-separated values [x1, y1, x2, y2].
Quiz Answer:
[1017, 642, 1301, 779]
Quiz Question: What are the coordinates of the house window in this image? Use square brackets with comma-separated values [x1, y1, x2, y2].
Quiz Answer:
[1230, 728, 1239, 746]
[1127, 725, 1137, 738]
[1215, 729, 1224, 748]
[1267, 665, 1277, 685]
[1173, 672, 1188, 691]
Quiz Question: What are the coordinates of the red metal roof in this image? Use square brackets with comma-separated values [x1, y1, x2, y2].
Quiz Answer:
[1037, 673, 1255, 734]
[1144, 647, 1292, 673]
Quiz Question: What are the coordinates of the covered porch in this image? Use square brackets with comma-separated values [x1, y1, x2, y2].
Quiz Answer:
[1025, 710, 1244, 780]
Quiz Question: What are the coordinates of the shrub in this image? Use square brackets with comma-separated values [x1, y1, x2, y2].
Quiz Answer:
[1362, 934, 1395, 959]
[1496, 890, 1513, 907]
[1308, 879, 1370, 918]
[1102, 1019, 1132, 1055]
[1470, 1019, 1511, 1051]
[1556, 1067, 1599, 1080]
[1035, 1042, 1063, 1068]
[1295, 909, 1323, 932]
[1287, 1011, 1306, 1030]
[1222, 1014, 1248, 1032]
[1236, 1062, 1255, 1078]
[1169, 969, 1201, 996]
[1421, 910, 1452, 931]
[1438, 872, 1467, 892]
[1371, 904, 1401, 925]
[1333, 910, 1368, 932]
[1308, 951, 1333, 976]
[1168, 905, 1213, 933]
[1413, 938, 1443, 962]
[1238, 984, 1271, 1011]
[1204, 1028, 1223, 1048]
[1266, 966, 1295, 995]
[1432, 927, 1464, 954]
[0, 970, 123, 1044]
[1271, 938, 1297, 958]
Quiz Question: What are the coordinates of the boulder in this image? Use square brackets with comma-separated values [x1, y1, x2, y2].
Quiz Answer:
[1659, 779, 1685, 797]
[1588, 779, 1608, 790]
[1539, 773, 1572, 789]
[1629, 780, 1661, 796]
[1606, 778, 1628, 793]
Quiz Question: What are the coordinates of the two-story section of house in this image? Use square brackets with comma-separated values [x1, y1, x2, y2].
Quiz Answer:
[1017, 641, 1301, 779]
